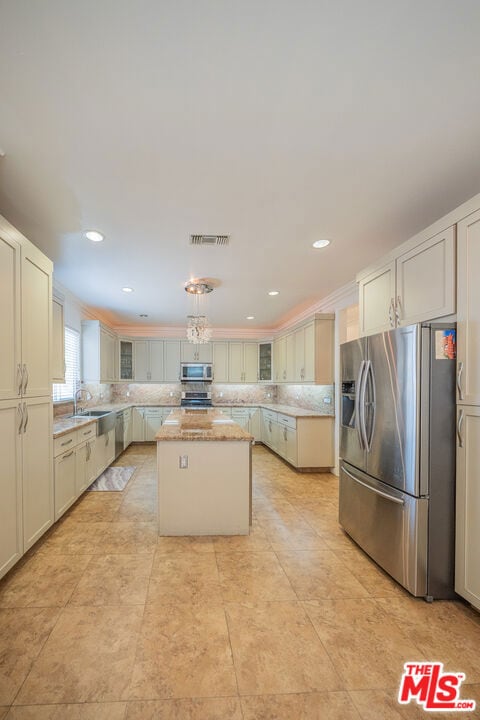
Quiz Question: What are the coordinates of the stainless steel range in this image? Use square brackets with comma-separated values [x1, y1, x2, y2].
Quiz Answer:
[180, 390, 212, 409]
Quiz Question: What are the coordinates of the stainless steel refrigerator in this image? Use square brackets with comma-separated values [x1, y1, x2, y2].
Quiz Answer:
[339, 322, 456, 600]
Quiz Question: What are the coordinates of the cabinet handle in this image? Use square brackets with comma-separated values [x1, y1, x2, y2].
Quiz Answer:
[17, 403, 24, 434]
[283, 370, 286, 380]
[284, 428, 287, 441]
[22, 364, 28, 394]
[86, 442, 91, 461]
[269, 420, 272, 432]
[105, 434, 109, 446]
[457, 361, 464, 401]
[395, 296, 402, 325]
[17, 364, 23, 395]
[61, 438, 73, 446]
[388, 298, 395, 327]
[23, 402, 28, 433]
[62, 450, 74, 459]
[83, 429, 91, 435]
[457, 408, 464, 448]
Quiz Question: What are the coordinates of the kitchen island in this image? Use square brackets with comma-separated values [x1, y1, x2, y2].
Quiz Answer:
[155, 408, 253, 536]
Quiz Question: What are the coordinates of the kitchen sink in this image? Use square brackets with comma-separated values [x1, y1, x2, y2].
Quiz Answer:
[72, 410, 116, 436]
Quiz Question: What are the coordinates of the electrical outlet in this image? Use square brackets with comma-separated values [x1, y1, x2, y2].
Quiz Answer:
[126, 391, 130, 397]
[324, 397, 331, 404]
[267, 392, 271, 398]
[179, 455, 188, 469]
[170, 391, 173, 397]
[220, 392, 223, 397]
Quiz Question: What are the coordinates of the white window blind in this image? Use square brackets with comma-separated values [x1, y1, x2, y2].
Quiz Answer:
[53, 326, 80, 402]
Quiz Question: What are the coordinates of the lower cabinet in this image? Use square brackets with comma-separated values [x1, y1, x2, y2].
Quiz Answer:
[261, 409, 333, 470]
[132, 406, 174, 442]
[54, 425, 115, 521]
[145, 408, 163, 441]
[124, 407, 133, 447]
[455, 405, 480, 611]
[0, 400, 23, 580]
[132, 407, 145, 441]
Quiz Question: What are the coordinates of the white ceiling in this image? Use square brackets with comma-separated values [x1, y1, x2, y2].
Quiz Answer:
[1, 0, 480, 329]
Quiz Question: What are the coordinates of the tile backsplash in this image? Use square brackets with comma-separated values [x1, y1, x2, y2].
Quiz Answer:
[54, 382, 334, 416]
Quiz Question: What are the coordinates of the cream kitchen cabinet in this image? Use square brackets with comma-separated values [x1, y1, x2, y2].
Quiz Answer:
[457, 209, 480, 405]
[52, 297, 65, 383]
[0, 230, 21, 402]
[0, 400, 23, 580]
[181, 342, 212, 363]
[75, 439, 96, 496]
[82, 320, 117, 383]
[119, 339, 134, 381]
[123, 407, 133, 448]
[258, 342, 272, 382]
[273, 315, 334, 384]
[273, 336, 287, 382]
[455, 405, 480, 611]
[261, 409, 333, 470]
[54, 445, 77, 520]
[358, 227, 456, 336]
[164, 341, 181, 382]
[213, 342, 229, 382]
[145, 407, 164, 441]
[132, 407, 145, 441]
[134, 340, 164, 381]
[228, 342, 258, 383]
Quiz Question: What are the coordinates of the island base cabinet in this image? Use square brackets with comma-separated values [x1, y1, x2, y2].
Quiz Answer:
[0, 400, 23, 580]
[455, 405, 480, 611]
[158, 441, 250, 535]
[261, 412, 333, 470]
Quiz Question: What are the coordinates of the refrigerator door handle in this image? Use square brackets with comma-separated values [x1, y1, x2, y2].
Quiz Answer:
[355, 360, 366, 449]
[342, 465, 405, 505]
[358, 360, 371, 450]
[363, 361, 376, 452]
[457, 408, 464, 448]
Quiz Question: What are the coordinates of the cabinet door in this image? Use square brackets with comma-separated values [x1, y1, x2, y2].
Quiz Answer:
[286, 427, 298, 466]
[213, 342, 229, 382]
[164, 341, 181, 382]
[258, 343, 272, 382]
[294, 328, 305, 382]
[55, 447, 77, 520]
[149, 341, 164, 381]
[228, 343, 244, 382]
[124, 412, 133, 448]
[359, 262, 395, 336]
[0, 400, 23, 580]
[457, 210, 480, 405]
[92, 435, 105, 478]
[271, 421, 283, 455]
[274, 336, 287, 382]
[22, 397, 53, 550]
[134, 342, 150, 381]
[132, 407, 145, 441]
[455, 405, 480, 611]
[181, 342, 197, 362]
[52, 299, 65, 383]
[249, 408, 262, 441]
[231, 410, 249, 429]
[105, 428, 115, 467]
[0, 233, 21, 401]
[100, 329, 116, 382]
[21, 244, 52, 397]
[262, 414, 274, 447]
[244, 343, 258, 382]
[303, 322, 315, 382]
[119, 340, 134, 381]
[75, 442, 89, 495]
[145, 409, 163, 441]
[286, 333, 295, 382]
[396, 226, 455, 327]
[197, 344, 213, 362]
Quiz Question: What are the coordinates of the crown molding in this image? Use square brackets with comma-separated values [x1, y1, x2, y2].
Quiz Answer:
[113, 325, 275, 340]
[274, 281, 358, 334]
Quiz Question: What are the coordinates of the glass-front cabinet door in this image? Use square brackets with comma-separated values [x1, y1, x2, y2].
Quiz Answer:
[259, 342, 272, 381]
[119, 339, 134, 380]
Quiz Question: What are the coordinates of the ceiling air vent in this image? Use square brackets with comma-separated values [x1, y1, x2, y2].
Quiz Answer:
[190, 234, 230, 247]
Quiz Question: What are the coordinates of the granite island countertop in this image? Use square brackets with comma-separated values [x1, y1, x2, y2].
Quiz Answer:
[156, 408, 253, 442]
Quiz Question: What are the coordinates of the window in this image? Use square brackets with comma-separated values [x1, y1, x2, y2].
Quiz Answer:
[53, 326, 80, 402]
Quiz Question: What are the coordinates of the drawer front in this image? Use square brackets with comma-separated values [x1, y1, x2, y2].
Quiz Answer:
[77, 423, 96, 442]
[262, 409, 278, 423]
[54, 430, 78, 457]
[277, 413, 296, 430]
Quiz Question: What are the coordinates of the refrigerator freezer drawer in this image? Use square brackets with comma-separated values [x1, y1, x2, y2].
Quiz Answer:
[339, 462, 428, 597]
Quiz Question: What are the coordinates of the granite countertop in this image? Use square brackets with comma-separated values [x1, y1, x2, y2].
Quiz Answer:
[53, 415, 97, 439]
[156, 408, 253, 442]
[257, 403, 333, 418]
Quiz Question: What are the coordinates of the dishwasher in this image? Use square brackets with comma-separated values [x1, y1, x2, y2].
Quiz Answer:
[115, 410, 125, 459]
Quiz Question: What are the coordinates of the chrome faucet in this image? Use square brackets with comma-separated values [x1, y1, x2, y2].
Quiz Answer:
[74, 387, 93, 416]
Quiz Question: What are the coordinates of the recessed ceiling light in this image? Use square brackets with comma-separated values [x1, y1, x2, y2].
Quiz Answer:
[85, 230, 104, 242]
[246, 316, 255, 320]
[312, 239, 331, 249]
[122, 287, 134, 293]
[268, 290, 279, 296]
[139, 314, 148, 318]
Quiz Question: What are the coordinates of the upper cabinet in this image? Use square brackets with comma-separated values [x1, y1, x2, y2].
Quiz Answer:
[258, 342, 272, 381]
[119, 339, 134, 381]
[457, 209, 480, 405]
[212, 342, 229, 382]
[134, 339, 164, 381]
[358, 227, 456, 336]
[181, 342, 212, 363]
[228, 342, 258, 383]
[164, 341, 181, 382]
[52, 297, 65, 383]
[272, 315, 334, 384]
[82, 320, 117, 383]
[0, 231, 21, 401]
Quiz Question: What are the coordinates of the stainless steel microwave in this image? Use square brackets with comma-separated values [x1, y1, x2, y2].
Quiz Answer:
[180, 362, 213, 382]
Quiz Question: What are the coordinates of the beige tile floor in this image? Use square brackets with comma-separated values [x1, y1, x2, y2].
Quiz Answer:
[1, 443, 480, 719]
